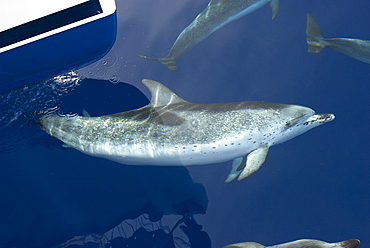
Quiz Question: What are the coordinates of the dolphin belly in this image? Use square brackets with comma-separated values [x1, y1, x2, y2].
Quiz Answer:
[80, 132, 261, 166]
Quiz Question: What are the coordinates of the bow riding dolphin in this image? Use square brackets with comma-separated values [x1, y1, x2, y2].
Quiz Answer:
[223, 239, 360, 248]
[140, 0, 280, 70]
[40, 79, 334, 182]
[306, 13, 370, 63]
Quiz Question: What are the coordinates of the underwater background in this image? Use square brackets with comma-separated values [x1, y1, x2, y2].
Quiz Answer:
[0, 0, 369, 247]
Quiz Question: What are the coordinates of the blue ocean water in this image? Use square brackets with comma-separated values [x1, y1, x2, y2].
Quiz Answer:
[1, 0, 370, 247]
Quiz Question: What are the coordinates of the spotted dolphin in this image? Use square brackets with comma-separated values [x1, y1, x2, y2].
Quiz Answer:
[306, 13, 370, 63]
[223, 239, 360, 248]
[40, 79, 334, 182]
[140, 0, 280, 70]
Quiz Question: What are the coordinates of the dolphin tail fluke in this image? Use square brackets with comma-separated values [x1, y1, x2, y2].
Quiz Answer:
[138, 54, 177, 70]
[306, 13, 326, 53]
[337, 239, 360, 248]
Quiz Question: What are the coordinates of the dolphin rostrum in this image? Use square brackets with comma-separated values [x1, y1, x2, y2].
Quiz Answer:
[140, 0, 280, 70]
[223, 239, 360, 248]
[306, 13, 370, 63]
[40, 79, 334, 182]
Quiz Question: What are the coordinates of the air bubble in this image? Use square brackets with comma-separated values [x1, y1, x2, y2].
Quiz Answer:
[95, 69, 105, 77]
[101, 55, 119, 68]
[109, 75, 120, 84]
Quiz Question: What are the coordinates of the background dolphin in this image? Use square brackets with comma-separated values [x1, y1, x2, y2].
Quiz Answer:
[223, 239, 360, 248]
[40, 79, 334, 182]
[140, 0, 279, 70]
[306, 13, 370, 63]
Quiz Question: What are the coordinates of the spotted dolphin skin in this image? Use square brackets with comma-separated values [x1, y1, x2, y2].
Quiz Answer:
[40, 79, 334, 182]
[306, 13, 370, 63]
[223, 239, 360, 248]
[140, 0, 280, 70]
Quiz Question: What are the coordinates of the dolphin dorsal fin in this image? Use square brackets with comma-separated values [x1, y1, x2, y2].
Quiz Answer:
[142, 79, 188, 107]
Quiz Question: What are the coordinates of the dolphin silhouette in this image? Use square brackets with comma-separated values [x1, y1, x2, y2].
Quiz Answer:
[140, 0, 280, 70]
[306, 13, 370, 63]
[223, 239, 360, 248]
[40, 79, 334, 182]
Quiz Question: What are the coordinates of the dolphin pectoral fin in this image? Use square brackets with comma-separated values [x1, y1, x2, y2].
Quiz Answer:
[270, 0, 280, 19]
[306, 13, 325, 53]
[238, 146, 269, 181]
[138, 54, 177, 70]
[225, 157, 246, 183]
[225, 146, 269, 183]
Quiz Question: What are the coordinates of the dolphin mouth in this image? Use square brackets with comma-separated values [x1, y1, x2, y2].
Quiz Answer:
[302, 113, 335, 125]
[285, 112, 335, 129]
[285, 111, 314, 128]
